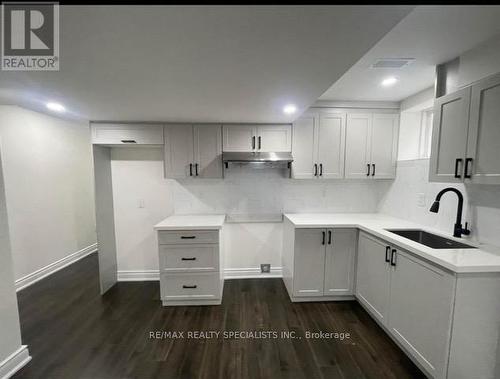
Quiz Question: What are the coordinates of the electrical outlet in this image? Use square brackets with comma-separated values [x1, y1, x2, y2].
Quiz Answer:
[417, 193, 426, 207]
[260, 264, 271, 273]
[138, 199, 145, 208]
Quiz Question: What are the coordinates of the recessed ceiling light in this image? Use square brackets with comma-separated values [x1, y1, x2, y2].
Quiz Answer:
[283, 104, 297, 115]
[46, 102, 65, 112]
[381, 77, 398, 87]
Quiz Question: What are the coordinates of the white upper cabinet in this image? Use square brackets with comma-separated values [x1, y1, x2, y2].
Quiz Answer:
[344, 113, 399, 179]
[291, 113, 317, 179]
[317, 112, 346, 179]
[466, 73, 500, 184]
[430, 72, 500, 185]
[370, 114, 399, 179]
[344, 113, 372, 179]
[193, 125, 222, 178]
[222, 125, 256, 152]
[291, 111, 345, 179]
[257, 125, 292, 152]
[429, 87, 471, 183]
[91, 123, 164, 145]
[164, 124, 222, 179]
[222, 124, 291, 152]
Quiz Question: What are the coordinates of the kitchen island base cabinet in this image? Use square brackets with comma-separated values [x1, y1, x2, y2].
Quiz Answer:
[157, 229, 223, 306]
[282, 219, 356, 302]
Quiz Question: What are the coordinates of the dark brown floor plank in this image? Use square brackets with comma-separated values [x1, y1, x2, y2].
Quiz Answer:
[13, 253, 426, 379]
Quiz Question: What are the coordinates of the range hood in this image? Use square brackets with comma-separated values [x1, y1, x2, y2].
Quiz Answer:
[222, 152, 293, 173]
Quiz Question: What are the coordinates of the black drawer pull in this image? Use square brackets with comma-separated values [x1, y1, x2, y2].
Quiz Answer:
[180, 236, 196, 239]
[195, 163, 199, 176]
[454, 158, 463, 178]
[385, 246, 391, 262]
[181, 257, 196, 261]
[367, 164, 370, 176]
[319, 163, 323, 176]
[314, 163, 318, 176]
[322, 231, 326, 245]
[372, 164, 375, 176]
[328, 230, 332, 245]
[464, 158, 473, 179]
[121, 139, 137, 143]
[182, 285, 197, 289]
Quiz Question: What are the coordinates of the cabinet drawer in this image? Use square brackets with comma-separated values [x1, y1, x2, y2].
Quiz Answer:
[91, 123, 164, 145]
[160, 272, 220, 300]
[159, 245, 218, 272]
[158, 230, 219, 245]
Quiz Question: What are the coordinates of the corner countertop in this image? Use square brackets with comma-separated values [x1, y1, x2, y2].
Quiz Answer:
[284, 213, 500, 274]
[154, 214, 226, 231]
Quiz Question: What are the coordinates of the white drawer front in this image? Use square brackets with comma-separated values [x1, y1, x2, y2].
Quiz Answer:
[160, 245, 218, 272]
[161, 273, 220, 300]
[158, 230, 219, 245]
[91, 124, 164, 145]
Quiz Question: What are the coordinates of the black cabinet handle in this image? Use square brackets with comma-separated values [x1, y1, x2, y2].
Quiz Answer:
[464, 158, 473, 179]
[454, 158, 463, 178]
[372, 164, 375, 177]
[195, 163, 199, 176]
[252, 136, 256, 149]
[390, 249, 397, 266]
[328, 230, 332, 245]
[181, 236, 196, 239]
[181, 257, 196, 261]
[189, 163, 193, 176]
[367, 164, 370, 176]
[322, 231, 325, 245]
[385, 246, 391, 262]
[319, 163, 323, 176]
[121, 139, 137, 143]
[182, 285, 197, 289]
[258, 136, 261, 150]
[314, 164, 318, 176]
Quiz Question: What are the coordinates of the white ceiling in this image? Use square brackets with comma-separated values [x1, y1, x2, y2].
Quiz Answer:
[0, 6, 412, 122]
[319, 6, 500, 102]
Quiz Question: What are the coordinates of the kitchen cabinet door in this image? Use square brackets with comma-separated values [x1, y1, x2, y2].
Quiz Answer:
[324, 229, 356, 296]
[293, 228, 326, 297]
[91, 123, 164, 145]
[222, 125, 256, 152]
[193, 125, 222, 178]
[388, 248, 454, 379]
[345, 113, 372, 179]
[291, 114, 318, 179]
[164, 124, 194, 178]
[355, 232, 391, 326]
[256, 125, 292, 152]
[317, 112, 346, 179]
[429, 87, 471, 183]
[370, 114, 399, 179]
[466, 73, 500, 184]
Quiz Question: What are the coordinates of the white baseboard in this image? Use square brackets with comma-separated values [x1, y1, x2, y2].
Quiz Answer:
[15, 243, 98, 292]
[224, 267, 283, 279]
[117, 270, 160, 281]
[117, 267, 283, 282]
[0, 346, 31, 379]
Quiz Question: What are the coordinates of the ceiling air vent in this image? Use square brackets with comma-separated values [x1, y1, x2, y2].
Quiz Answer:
[371, 58, 415, 69]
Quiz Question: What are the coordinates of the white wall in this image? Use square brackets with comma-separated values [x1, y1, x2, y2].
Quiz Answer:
[458, 33, 500, 87]
[110, 148, 385, 274]
[0, 106, 96, 281]
[378, 159, 500, 247]
[0, 142, 25, 368]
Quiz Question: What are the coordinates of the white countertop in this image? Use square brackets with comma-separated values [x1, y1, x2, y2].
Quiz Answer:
[284, 213, 500, 274]
[154, 214, 225, 230]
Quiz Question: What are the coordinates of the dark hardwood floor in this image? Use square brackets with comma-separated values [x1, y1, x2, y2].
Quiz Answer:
[13, 253, 425, 379]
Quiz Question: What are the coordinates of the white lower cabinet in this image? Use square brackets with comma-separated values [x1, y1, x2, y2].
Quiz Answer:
[157, 229, 223, 306]
[355, 232, 391, 325]
[282, 221, 357, 301]
[356, 231, 455, 379]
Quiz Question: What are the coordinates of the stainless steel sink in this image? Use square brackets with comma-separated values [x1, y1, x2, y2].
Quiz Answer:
[386, 229, 477, 249]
